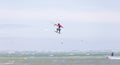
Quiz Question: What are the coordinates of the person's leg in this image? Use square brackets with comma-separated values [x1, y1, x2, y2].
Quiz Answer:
[58, 28, 61, 34]
[56, 28, 61, 34]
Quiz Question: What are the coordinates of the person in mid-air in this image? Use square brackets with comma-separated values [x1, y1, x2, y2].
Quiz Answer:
[54, 23, 63, 34]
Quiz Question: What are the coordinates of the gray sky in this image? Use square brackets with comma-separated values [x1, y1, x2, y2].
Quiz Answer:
[0, 0, 120, 51]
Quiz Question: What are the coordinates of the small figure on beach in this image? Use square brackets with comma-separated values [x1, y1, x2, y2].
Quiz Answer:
[111, 52, 114, 56]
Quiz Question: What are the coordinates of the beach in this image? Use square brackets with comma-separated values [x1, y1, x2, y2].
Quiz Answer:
[0, 56, 120, 65]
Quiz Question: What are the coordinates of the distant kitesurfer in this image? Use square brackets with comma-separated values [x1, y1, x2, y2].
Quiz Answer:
[111, 52, 114, 56]
[54, 23, 63, 34]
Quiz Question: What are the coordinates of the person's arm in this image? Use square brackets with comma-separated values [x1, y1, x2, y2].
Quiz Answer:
[60, 25, 63, 28]
[54, 24, 57, 26]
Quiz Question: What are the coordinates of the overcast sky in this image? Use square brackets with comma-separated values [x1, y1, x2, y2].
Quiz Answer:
[0, 0, 120, 51]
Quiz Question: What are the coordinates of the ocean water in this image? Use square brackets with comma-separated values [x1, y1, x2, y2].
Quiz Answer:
[0, 56, 120, 65]
[0, 52, 120, 65]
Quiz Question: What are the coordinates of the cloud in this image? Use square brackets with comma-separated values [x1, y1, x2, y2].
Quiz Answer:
[0, 9, 120, 23]
[0, 24, 30, 29]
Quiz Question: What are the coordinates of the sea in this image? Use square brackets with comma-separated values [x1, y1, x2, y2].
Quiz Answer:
[0, 51, 120, 65]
